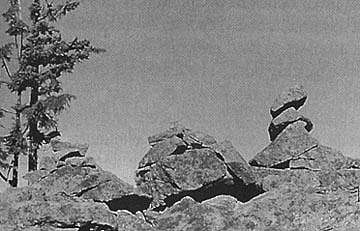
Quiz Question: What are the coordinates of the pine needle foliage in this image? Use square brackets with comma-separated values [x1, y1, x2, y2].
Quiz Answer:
[0, 0, 104, 186]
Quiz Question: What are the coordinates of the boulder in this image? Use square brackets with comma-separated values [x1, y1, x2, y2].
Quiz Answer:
[212, 140, 256, 184]
[136, 127, 262, 209]
[136, 148, 229, 208]
[0, 186, 153, 231]
[154, 196, 238, 231]
[268, 108, 313, 141]
[153, 185, 360, 231]
[270, 85, 307, 118]
[289, 145, 348, 170]
[51, 140, 89, 162]
[250, 121, 319, 168]
[139, 136, 186, 168]
[147, 125, 216, 147]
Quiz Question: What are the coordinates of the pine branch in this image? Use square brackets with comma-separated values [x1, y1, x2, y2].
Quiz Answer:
[0, 171, 7, 182]
[1, 57, 12, 78]
[0, 107, 15, 114]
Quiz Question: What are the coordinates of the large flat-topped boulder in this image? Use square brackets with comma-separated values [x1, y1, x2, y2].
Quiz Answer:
[250, 121, 319, 168]
[268, 108, 313, 141]
[270, 85, 307, 118]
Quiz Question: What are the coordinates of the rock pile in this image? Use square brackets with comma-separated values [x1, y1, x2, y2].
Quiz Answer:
[250, 85, 352, 171]
[0, 140, 153, 231]
[1, 85, 360, 231]
[135, 125, 263, 210]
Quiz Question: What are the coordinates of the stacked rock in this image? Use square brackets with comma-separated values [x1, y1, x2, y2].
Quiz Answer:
[135, 125, 263, 210]
[268, 85, 313, 141]
[250, 85, 350, 171]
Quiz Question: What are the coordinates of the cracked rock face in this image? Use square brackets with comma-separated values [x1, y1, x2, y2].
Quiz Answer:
[3, 140, 154, 231]
[250, 121, 319, 168]
[136, 126, 261, 210]
[268, 107, 313, 141]
[0, 186, 154, 231]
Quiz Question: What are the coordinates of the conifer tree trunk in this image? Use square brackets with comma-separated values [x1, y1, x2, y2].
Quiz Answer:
[28, 87, 39, 172]
[10, 91, 22, 186]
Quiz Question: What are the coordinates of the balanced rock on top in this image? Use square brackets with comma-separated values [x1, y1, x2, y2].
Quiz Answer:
[250, 85, 350, 171]
[270, 85, 307, 118]
[268, 107, 313, 141]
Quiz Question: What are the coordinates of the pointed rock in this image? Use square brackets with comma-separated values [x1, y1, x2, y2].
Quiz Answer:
[250, 121, 319, 168]
[213, 140, 256, 184]
[270, 85, 307, 118]
[268, 108, 313, 141]
[139, 136, 186, 168]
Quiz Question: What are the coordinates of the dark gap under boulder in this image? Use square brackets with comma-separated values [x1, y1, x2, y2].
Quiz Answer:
[78, 222, 116, 231]
[169, 145, 188, 155]
[153, 178, 264, 212]
[270, 96, 307, 118]
[102, 194, 153, 214]
[59, 151, 83, 162]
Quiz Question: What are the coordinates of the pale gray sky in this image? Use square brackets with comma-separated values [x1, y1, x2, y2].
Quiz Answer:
[1, 0, 360, 188]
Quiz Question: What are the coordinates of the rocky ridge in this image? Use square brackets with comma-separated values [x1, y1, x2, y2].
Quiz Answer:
[0, 85, 360, 230]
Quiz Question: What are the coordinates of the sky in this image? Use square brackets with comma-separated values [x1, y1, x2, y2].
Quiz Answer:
[1, 0, 360, 188]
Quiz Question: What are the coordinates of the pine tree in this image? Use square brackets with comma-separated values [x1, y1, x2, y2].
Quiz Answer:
[0, 0, 104, 187]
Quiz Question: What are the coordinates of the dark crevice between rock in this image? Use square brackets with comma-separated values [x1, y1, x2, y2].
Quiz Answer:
[74, 180, 111, 197]
[153, 177, 265, 212]
[270, 160, 290, 169]
[190, 143, 207, 149]
[270, 96, 307, 118]
[268, 118, 313, 141]
[78, 222, 116, 231]
[249, 159, 265, 168]
[59, 151, 83, 162]
[136, 168, 151, 178]
[290, 166, 320, 171]
[169, 145, 188, 155]
[102, 194, 153, 214]
[214, 152, 225, 161]
[34, 220, 78, 229]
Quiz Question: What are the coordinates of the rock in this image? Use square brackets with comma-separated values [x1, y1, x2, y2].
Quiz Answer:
[0, 187, 118, 230]
[141, 126, 218, 169]
[154, 196, 237, 231]
[289, 145, 348, 170]
[50, 140, 89, 162]
[0, 186, 153, 231]
[345, 157, 360, 169]
[147, 125, 217, 147]
[138, 136, 186, 168]
[153, 183, 360, 231]
[268, 108, 313, 141]
[270, 85, 307, 118]
[233, 187, 360, 231]
[213, 140, 256, 184]
[147, 125, 187, 145]
[250, 121, 319, 168]
[32, 161, 134, 201]
[136, 127, 263, 209]
[136, 148, 229, 208]
[253, 167, 320, 192]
